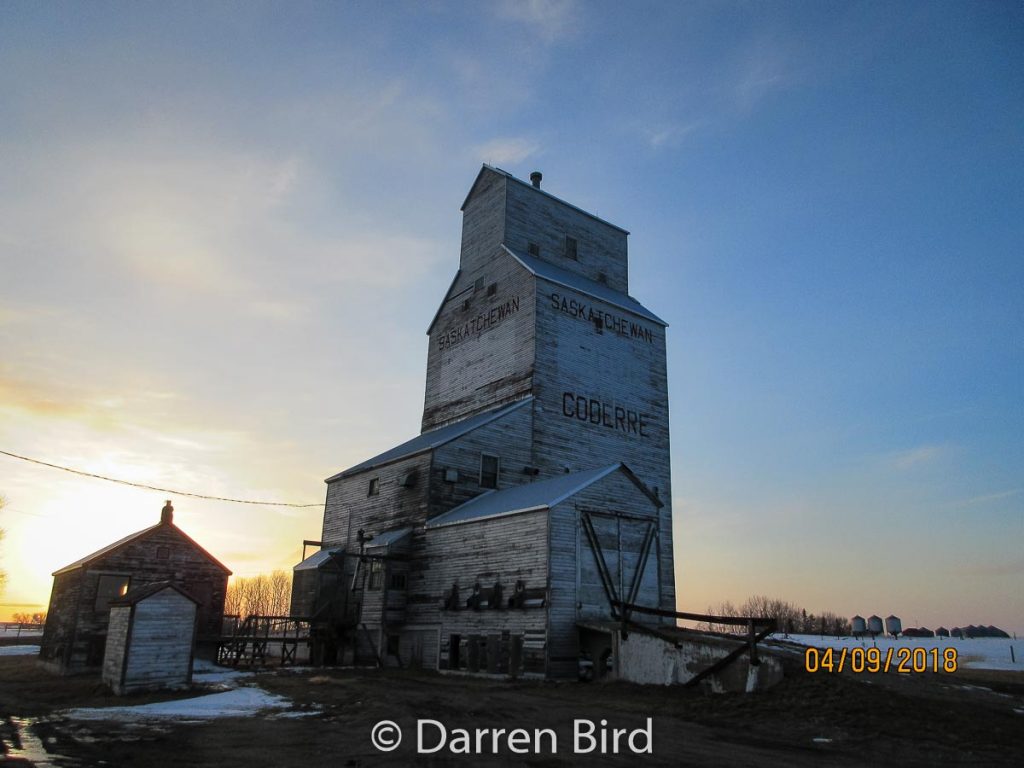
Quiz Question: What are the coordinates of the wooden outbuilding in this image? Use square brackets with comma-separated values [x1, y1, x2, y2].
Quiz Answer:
[40, 500, 230, 674]
[102, 581, 198, 694]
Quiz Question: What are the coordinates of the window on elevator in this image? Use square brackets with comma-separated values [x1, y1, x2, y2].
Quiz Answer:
[479, 454, 499, 489]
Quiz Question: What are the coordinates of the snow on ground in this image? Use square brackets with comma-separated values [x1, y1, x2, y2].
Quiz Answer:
[64, 686, 293, 721]
[0, 645, 40, 656]
[192, 658, 257, 685]
[0, 629, 43, 638]
[770, 634, 1022, 672]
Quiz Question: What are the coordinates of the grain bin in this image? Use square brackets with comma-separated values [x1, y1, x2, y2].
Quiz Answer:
[885, 615, 902, 637]
[851, 615, 867, 636]
[867, 615, 883, 635]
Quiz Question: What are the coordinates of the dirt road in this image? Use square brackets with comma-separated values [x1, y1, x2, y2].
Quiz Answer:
[2, 653, 1022, 766]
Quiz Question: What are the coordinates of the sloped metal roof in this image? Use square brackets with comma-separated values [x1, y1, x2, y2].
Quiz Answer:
[364, 526, 413, 549]
[426, 464, 628, 529]
[503, 245, 667, 326]
[293, 548, 343, 571]
[326, 397, 533, 482]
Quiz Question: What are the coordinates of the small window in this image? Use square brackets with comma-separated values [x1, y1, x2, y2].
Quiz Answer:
[461, 298, 471, 312]
[474, 277, 484, 293]
[486, 282, 497, 297]
[565, 236, 578, 260]
[597, 271, 608, 285]
[528, 242, 540, 257]
[156, 546, 170, 560]
[95, 574, 131, 612]
[368, 477, 380, 497]
[479, 454, 499, 489]
[389, 572, 407, 590]
[369, 560, 383, 590]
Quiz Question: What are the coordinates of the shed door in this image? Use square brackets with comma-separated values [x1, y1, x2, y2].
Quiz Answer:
[578, 511, 659, 620]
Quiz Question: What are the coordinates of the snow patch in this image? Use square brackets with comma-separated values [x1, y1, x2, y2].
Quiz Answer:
[0, 645, 40, 656]
[774, 634, 1022, 672]
[65, 687, 292, 721]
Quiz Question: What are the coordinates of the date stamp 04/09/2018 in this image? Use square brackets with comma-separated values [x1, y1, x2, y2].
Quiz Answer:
[804, 646, 959, 674]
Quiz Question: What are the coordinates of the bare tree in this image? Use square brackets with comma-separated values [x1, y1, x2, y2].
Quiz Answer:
[224, 571, 293, 619]
[269, 570, 291, 616]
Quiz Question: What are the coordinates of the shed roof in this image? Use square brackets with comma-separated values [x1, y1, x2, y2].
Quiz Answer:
[364, 526, 413, 549]
[326, 396, 533, 481]
[52, 520, 231, 576]
[425, 463, 661, 529]
[110, 581, 198, 606]
[293, 548, 343, 572]
[503, 245, 667, 326]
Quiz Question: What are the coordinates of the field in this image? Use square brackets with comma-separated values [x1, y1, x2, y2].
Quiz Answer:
[2, 637, 1023, 767]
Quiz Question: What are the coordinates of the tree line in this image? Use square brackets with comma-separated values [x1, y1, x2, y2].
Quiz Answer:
[702, 595, 852, 636]
[223, 570, 292, 618]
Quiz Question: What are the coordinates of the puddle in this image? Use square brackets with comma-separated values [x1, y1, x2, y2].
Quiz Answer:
[2, 716, 81, 767]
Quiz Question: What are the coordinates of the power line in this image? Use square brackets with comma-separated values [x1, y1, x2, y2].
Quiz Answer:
[0, 449, 321, 508]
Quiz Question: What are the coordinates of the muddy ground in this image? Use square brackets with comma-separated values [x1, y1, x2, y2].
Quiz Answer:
[2, 648, 1023, 767]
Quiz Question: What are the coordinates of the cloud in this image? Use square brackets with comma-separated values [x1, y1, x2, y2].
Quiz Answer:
[495, 0, 580, 42]
[886, 444, 949, 471]
[730, 39, 789, 114]
[472, 137, 541, 165]
[638, 121, 703, 150]
[955, 489, 1021, 507]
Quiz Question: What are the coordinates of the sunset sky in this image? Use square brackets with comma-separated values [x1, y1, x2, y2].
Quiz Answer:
[1, 2, 1021, 632]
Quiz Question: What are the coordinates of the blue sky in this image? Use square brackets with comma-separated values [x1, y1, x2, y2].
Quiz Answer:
[1, 1, 1021, 631]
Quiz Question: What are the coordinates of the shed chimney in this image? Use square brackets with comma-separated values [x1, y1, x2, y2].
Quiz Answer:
[160, 500, 174, 525]
[530, 171, 542, 189]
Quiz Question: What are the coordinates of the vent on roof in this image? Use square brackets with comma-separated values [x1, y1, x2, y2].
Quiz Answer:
[530, 171, 542, 189]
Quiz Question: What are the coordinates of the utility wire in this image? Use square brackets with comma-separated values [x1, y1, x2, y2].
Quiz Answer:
[0, 449, 321, 508]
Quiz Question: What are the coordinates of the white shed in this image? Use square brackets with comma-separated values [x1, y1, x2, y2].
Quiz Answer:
[102, 581, 198, 695]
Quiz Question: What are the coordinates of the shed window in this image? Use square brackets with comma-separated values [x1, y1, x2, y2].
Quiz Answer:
[95, 574, 131, 612]
[528, 242, 540, 257]
[479, 454, 499, 489]
[368, 560, 384, 590]
[390, 572, 407, 590]
[156, 546, 170, 560]
[565, 236, 578, 260]
[368, 477, 380, 496]
[486, 282, 497, 297]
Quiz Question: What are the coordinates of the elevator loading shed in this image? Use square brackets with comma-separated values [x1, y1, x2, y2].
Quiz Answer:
[295, 166, 677, 678]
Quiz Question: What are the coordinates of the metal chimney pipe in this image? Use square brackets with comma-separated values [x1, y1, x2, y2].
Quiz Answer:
[530, 171, 542, 189]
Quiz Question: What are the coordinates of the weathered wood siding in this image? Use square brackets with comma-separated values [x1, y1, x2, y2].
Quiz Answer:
[101, 605, 131, 687]
[320, 453, 432, 550]
[422, 249, 536, 429]
[546, 470, 663, 678]
[113, 591, 196, 694]
[504, 176, 629, 293]
[426, 402, 534, 518]
[395, 510, 549, 663]
[532, 279, 675, 615]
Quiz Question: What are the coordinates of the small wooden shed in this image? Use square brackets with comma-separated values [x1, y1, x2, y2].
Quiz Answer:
[102, 581, 198, 695]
